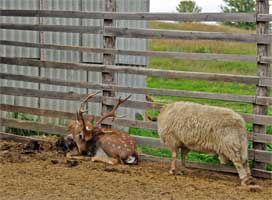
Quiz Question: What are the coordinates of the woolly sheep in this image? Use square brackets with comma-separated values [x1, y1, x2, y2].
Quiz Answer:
[157, 101, 257, 188]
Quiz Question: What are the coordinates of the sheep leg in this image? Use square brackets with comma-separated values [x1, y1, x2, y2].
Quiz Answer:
[233, 161, 255, 185]
[243, 161, 251, 177]
[169, 147, 179, 175]
[241, 161, 261, 191]
[91, 156, 119, 165]
[233, 161, 249, 185]
[241, 161, 254, 185]
[181, 146, 189, 168]
[219, 154, 229, 165]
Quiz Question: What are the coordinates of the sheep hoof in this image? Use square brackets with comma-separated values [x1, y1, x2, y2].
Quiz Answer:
[176, 171, 184, 176]
[241, 176, 253, 185]
[241, 177, 262, 192]
[169, 169, 184, 176]
[248, 185, 262, 192]
[169, 169, 176, 175]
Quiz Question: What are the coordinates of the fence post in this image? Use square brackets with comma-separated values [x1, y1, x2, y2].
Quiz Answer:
[102, 0, 116, 127]
[253, 0, 271, 172]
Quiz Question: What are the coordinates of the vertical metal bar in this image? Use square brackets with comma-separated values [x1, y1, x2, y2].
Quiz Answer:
[253, 0, 271, 171]
[102, 0, 116, 127]
[38, 0, 45, 109]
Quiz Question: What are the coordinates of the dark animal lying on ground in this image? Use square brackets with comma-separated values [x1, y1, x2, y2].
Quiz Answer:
[56, 135, 77, 154]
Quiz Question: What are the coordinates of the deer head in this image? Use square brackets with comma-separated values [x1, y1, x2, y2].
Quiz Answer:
[67, 91, 100, 154]
[67, 91, 132, 155]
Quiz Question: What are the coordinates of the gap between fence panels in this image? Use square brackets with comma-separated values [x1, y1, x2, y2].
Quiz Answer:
[0, 73, 269, 99]
[1, 86, 272, 107]
[1, 57, 267, 86]
[1, 57, 271, 88]
[0, 23, 271, 44]
[0, 40, 267, 64]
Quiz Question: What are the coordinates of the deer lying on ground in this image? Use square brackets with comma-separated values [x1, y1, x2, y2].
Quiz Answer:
[66, 92, 138, 165]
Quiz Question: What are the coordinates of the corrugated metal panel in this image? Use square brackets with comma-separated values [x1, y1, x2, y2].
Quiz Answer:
[39, 0, 86, 124]
[0, 0, 40, 58]
[0, 65, 39, 107]
[83, 0, 149, 121]
[82, 0, 104, 63]
[0, 0, 39, 126]
[115, 73, 146, 121]
[269, 1, 272, 31]
[82, 0, 149, 65]
[82, 0, 104, 116]
[42, 0, 81, 62]
[0, 64, 39, 131]
[116, 0, 149, 66]
[115, 0, 149, 122]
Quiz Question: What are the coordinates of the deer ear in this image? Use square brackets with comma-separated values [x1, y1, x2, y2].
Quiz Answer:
[67, 121, 76, 132]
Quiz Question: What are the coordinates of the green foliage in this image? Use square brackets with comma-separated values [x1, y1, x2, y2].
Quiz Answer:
[138, 145, 222, 165]
[193, 47, 210, 53]
[135, 112, 144, 121]
[6, 112, 47, 136]
[176, 0, 202, 13]
[267, 164, 272, 171]
[221, 0, 256, 30]
[130, 113, 159, 138]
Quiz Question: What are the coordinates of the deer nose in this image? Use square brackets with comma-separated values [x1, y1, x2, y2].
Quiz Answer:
[79, 133, 84, 140]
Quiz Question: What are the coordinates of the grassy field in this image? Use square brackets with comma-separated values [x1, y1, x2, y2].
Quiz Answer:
[129, 21, 272, 170]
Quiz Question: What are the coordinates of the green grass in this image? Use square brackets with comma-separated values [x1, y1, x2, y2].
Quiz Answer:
[130, 21, 271, 171]
[6, 112, 47, 136]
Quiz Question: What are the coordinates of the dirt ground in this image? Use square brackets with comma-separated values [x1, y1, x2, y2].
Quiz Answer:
[0, 139, 271, 200]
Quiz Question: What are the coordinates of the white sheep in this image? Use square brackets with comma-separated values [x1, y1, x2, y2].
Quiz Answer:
[157, 101, 258, 188]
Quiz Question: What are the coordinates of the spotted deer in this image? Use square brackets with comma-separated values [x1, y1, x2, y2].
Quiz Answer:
[66, 91, 138, 165]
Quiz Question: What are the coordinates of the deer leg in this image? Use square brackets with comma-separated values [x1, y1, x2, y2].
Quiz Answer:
[65, 148, 91, 160]
[169, 147, 179, 175]
[91, 156, 119, 165]
[66, 148, 80, 158]
[66, 149, 92, 161]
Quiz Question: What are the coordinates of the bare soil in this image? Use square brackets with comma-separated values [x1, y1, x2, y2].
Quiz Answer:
[0, 139, 271, 200]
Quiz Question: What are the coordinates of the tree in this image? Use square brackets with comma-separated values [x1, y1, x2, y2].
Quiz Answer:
[221, 0, 256, 30]
[176, 0, 202, 13]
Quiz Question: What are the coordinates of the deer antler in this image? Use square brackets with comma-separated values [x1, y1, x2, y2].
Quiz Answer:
[78, 91, 101, 132]
[96, 95, 131, 126]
